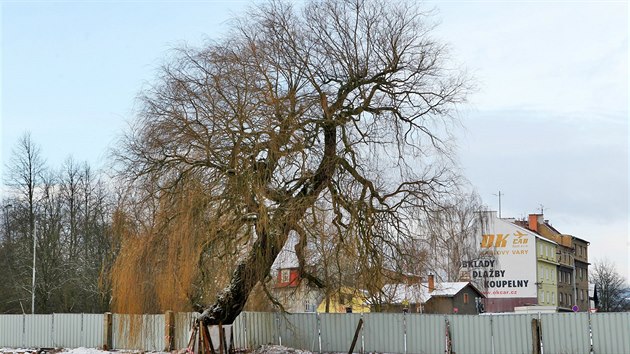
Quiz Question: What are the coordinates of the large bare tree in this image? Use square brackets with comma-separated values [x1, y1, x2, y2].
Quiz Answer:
[114, 0, 470, 324]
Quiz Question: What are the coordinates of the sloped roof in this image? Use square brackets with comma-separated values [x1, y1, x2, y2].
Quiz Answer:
[382, 282, 482, 304]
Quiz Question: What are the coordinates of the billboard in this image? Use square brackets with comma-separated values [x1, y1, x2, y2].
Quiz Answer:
[463, 214, 537, 298]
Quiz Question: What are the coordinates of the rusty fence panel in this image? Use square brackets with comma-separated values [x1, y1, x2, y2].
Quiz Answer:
[112, 313, 165, 351]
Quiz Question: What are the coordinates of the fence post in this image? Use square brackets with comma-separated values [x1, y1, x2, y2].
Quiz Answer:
[403, 311, 407, 354]
[531, 318, 540, 354]
[103, 312, 113, 350]
[317, 312, 322, 353]
[165, 310, 175, 351]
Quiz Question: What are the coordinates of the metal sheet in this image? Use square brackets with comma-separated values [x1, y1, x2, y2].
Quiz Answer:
[448, 315, 493, 354]
[362, 312, 404, 353]
[0, 314, 25, 347]
[319, 313, 363, 353]
[174, 312, 196, 349]
[491, 314, 535, 354]
[540, 312, 590, 354]
[52, 313, 103, 348]
[112, 314, 165, 351]
[591, 312, 630, 354]
[406, 314, 446, 354]
[24, 314, 53, 347]
[1, 311, 629, 353]
[278, 313, 319, 352]
[233, 311, 276, 349]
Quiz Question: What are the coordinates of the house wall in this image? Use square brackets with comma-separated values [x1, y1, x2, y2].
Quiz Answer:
[536, 237, 558, 307]
[424, 297, 454, 314]
[451, 287, 482, 314]
[483, 297, 538, 313]
[316, 287, 370, 313]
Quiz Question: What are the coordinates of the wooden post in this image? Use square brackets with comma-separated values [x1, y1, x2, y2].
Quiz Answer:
[103, 312, 113, 350]
[165, 310, 175, 351]
[348, 318, 363, 354]
[531, 318, 540, 354]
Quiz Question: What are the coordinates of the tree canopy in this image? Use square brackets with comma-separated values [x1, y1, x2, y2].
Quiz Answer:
[113, 0, 470, 324]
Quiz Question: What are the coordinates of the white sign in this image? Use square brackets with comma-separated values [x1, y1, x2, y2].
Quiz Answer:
[464, 215, 537, 298]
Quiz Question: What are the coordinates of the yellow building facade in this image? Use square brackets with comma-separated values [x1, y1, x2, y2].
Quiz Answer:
[536, 236, 558, 306]
[316, 287, 371, 313]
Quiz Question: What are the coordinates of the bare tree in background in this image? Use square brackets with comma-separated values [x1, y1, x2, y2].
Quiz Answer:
[2, 133, 116, 313]
[114, 0, 470, 324]
[423, 191, 485, 282]
[591, 259, 629, 312]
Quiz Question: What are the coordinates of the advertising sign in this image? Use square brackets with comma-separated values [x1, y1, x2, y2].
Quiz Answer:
[464, 215, 537, 298]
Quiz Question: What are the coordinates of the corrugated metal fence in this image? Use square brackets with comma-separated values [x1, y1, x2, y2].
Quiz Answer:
[1, 311, 629, 353]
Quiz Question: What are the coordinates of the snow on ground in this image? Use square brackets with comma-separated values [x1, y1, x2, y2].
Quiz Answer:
[0, 346, 316, 354]
[252, 345, 313, 353]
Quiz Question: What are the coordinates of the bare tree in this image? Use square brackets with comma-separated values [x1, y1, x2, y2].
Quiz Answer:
[422, 190, 486, 282]
[113, 0, 470, 324]
[591, 259, 629, 312]
[6, 132, 45, 246]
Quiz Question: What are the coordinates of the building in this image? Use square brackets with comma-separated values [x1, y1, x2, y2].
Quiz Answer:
[519, 214, 590, 312]
[470, 211, 589, 313]
[272, 266, 324, 313]
[381, 275, 485, 314]
[469, 212, 539, 312]
[535, 235, 558, 307]
[316, 287, 371, 313]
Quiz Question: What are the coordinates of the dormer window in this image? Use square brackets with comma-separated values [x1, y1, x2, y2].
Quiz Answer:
[281, 269, 290, 283]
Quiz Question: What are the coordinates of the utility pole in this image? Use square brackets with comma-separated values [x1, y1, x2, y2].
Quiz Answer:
[493, 191, 503, 218]
[32, 222, 36, 314]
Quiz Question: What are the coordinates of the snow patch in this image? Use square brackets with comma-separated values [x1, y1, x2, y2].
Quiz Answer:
[252, 345, 313, 354]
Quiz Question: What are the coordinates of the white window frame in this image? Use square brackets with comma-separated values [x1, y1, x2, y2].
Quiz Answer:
[280, 269, 290, 283]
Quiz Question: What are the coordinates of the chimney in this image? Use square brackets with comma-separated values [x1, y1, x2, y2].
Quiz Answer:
[528, 214, 539, 232]
[428, 274, 435, 293]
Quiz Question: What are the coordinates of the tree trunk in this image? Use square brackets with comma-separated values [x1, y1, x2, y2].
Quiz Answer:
[199, 226, 288, 325]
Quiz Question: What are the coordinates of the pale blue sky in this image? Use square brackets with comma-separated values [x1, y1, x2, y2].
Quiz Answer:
[1, 1, 628, 276]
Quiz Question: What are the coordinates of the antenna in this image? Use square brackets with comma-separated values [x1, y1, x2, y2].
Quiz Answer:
[538, 204, 546, 214]
[493, 190, 503, 218]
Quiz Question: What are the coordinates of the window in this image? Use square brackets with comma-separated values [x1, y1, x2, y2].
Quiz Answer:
[280, 269, 290, 283]
[305, 302, 316, 313]
[545, 291, 549, 304]
[463, 293, 469, 304]
[552, 292, 555, 305]
[580, 289, 584, 301]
